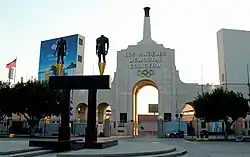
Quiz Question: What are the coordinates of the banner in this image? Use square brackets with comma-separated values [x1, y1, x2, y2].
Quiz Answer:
[38, 35, 78, 80]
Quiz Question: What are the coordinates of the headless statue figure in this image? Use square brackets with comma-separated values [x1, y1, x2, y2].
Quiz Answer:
[96, 35, 109, 63]
[54, 38, 67, 64]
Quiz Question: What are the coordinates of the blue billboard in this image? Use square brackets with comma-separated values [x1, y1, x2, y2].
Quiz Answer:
[38, 34, 78, 80]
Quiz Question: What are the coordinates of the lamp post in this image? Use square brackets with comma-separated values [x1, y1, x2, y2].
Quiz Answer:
[158, 116, 164, 138]
[175, 114, 183, 132]
[131, 120, 134, 138]
[196, 117, 199, 138]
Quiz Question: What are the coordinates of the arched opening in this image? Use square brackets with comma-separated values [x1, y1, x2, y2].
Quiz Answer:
[180, 102, 196, 136]
[76, 103, 88, 122]
[181, 102, 195, 121]
[97, 102, 111, 124]
[133, 79, 159, 135]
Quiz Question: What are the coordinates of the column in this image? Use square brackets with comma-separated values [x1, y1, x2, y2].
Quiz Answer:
[158, 87, 165, 119]
[127, 92, 133, 136]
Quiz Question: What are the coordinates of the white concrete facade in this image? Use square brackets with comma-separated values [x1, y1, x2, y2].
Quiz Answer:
[217, 29, 250, 98]
[71, 7, 214, 134]
[217, 29, 250, 85]
[76, 34, 85, 75]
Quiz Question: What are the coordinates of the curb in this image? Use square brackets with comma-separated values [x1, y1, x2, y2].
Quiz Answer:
[0, 135, 58, 139]
[0, 148, 43, 155]
[184, 138, 236, 142]
[165, 150, 187, 157]
[177, 150, 188, 156]
[143, 149, 188, 157]
[110, 136, 133, 139]
[7, 150, 54, 157]
[0, 135, 134, 140]
[57, 148, 177, 157]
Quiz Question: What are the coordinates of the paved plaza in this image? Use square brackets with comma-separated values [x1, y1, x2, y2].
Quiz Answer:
[0, 137, 185, 156]
[1, 136, 250, 156]
[57, 138, 182, 157]
[39, 137, 250, 157]
[0, 138, 40, 154]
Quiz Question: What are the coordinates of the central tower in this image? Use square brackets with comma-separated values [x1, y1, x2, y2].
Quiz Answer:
[138, 7, 156, 45]
[114, 7, 177, 135]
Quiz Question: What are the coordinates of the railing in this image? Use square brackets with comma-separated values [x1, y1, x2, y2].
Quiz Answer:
[157, 119, 250, 138]
[0, 119, 159, 137]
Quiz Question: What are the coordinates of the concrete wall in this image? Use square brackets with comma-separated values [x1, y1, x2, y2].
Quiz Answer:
[76, 34, 85, 75]
[217, 29, 250, 84]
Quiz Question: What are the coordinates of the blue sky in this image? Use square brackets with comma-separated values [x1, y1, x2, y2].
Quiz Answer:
[1, 0, 250, 113]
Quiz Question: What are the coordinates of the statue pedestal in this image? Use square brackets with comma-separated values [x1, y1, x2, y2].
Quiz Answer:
[29, 139, 84, 152]
[98, 62, 106, 75]
[58, 90, 71, 141]
[56, 64, 64, 76]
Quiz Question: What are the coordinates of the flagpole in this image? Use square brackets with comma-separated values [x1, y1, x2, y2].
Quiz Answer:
[201, 64, 204, 94]
[224, 61, 228, 90]
[13, 57, 17, 85]
[247, 64, 250, 102]
[8, 70, 11, 85]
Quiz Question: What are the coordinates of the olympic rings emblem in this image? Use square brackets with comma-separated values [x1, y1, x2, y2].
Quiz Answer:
[137, 70, 154, 77]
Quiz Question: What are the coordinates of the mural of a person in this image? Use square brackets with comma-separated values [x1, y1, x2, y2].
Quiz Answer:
[54, 38, 67, 64]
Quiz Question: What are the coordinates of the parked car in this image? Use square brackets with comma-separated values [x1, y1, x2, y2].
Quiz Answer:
[165, 131, 186, 138]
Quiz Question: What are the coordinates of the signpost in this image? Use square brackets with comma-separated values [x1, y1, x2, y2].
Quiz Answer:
[148, 104, 158, 115]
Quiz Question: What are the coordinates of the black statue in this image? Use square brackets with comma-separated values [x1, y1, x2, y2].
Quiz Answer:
[54, 38, 67, 64]
[96, 35, 109, 63]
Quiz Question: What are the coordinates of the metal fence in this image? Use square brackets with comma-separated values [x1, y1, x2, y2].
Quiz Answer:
[0, 119, 30, 134]
[155, 118, 250, 138]
[167, 119, 250, 137]
[0, 119, 88, 135]
[0, 120, 8, 133]
[0, 119, 117, 136]
[6, 118, 250, 138]
[234, 119, 250, 136]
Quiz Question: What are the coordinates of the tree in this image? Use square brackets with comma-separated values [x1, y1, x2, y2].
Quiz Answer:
[11, 80, 62, 134]
[193, 87, 250, 138]
[0, 81, 12, 122]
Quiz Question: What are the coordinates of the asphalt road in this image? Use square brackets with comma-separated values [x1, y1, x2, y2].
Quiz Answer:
[161, 138, 250, 157]
[32, 137, 250, 157]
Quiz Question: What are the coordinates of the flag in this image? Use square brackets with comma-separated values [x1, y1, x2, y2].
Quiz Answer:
[6, 58, 17, 69]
